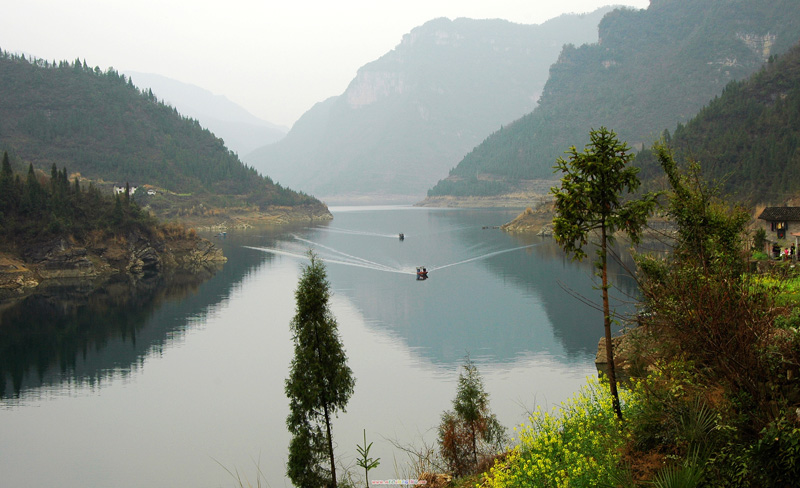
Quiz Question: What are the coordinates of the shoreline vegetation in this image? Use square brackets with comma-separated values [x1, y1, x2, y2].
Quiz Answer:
[427, 146, 800, 488]
[0, 155, 228, 300]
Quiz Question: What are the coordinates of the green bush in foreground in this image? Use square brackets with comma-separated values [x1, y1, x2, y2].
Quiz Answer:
[483, 376, 633, 488]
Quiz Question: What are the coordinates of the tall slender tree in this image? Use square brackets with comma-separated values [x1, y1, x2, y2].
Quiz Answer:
[0, 152, 15, 212]
[286, 251, 354, 488]
[551, 127, 657, 420]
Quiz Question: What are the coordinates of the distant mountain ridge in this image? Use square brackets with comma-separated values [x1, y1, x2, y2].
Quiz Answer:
[427, 0, 800, 199]
[245, 10, 615, 203]
[0, 52, 325, 217]
[124, 71, 287, 156]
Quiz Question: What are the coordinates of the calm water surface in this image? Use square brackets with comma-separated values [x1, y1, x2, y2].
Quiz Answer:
[0, 207, 636, 487]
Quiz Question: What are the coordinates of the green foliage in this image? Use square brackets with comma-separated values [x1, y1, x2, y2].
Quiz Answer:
[431, 0, 800, 196]
[635, 146, 800, 487]
[638, 42, 800, 204]
[652, 142, 750, 272]
[552, 127, 657, 420]
[0, 156, 156, 246]
[650, 449, 705, 488]
[552, 127, 656, 260]
[753, 228, 767, 252]
[751, 412, 800, 483]
[0, 51, 318, 210]
[427, 175, 509, 197]
[355, 429, 380, 486]
[285, 251, 355, 488]
[438, 356, 506, 477]
[483, 376, 631, 488]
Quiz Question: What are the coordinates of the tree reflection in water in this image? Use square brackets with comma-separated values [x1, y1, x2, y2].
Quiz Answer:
[0, 265, 221, 399]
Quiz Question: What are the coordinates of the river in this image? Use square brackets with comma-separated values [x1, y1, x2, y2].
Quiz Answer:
[0, 206, 638, 487]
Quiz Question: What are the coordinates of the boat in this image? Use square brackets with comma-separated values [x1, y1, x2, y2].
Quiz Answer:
[399, 233, 405, 241]
[416, 266, 428, 280]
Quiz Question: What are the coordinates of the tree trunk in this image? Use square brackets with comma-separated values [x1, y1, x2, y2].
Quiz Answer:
[313, 319, 337, 487]
[471, 421, 478, 473]
[601, 225, 623, 421]
[324, 402, 337, 488]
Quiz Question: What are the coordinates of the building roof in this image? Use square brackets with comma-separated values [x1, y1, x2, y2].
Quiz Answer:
[758, 207, 800, 221]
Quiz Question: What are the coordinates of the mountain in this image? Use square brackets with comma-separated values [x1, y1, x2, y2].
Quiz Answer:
[245, 10, 615, 203]
[427, 0, 800, 200]
[124, 71, 287, 156]
[635, 41, 800, 204]
[0, 52, 327, 220]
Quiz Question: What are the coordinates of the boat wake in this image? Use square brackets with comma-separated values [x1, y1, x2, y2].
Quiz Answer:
[315, 227, 400, 239]
[245, 237, 539, 276]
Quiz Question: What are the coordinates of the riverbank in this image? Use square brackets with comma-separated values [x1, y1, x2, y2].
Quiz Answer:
[170, 204, 333, 232]
[415, 193, 549, 208]
[0, 228, 225, 301]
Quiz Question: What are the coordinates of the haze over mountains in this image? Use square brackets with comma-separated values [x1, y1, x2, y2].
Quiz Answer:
[244, 9, 615, 203]
[0, 53, 322, 216]
[124, 72, 288, 157]
[4, 1, 800, 210]
[428, 0, 800, 200]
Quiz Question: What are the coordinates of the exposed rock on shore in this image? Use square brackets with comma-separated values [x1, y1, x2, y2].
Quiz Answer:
[0, 231, 225, 300]
[179, 204, 333, 232]
[500, 204, 554, 235]
[595, 326, 655, 379]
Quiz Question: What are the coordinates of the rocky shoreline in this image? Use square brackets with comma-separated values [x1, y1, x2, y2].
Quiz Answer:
[415, 193, 548, 208]
[0, 230, 226, 301]
[175, 204, 333, 232]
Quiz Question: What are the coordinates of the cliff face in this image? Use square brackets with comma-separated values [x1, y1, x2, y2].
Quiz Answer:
[0, 231, 226, 299]
[246, 11, 614, 202]
[429, 0, 800, 199]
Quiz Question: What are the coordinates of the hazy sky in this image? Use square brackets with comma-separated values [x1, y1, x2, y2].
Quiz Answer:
[2, 0, 649, 128]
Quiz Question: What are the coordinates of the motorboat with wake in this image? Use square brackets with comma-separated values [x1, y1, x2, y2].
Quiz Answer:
[416, 266, 428, 280]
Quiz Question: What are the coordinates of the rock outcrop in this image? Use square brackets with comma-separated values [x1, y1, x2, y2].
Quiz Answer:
[1, 230, 225, 300]
[500, 203, 554, 234]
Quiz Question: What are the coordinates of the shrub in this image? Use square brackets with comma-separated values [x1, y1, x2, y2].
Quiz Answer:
[483, 376, 632, 488]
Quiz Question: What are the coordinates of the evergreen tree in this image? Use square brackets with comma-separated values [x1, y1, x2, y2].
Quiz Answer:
[285, 251, 354, 488]
[0, 152, 14, 212]
[111, 194, 124, 227]
[22, 163, 43, 215]
[551, 127, 657, 420]
[438, 356, 506, 476]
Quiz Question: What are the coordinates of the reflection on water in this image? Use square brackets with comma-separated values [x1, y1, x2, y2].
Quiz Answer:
[0, 210, 641, 397]
[0, 269, 216, 399]
[0, 233, 285, 401]
[286, 207, 640, 365]
[0, 208, 645, 488]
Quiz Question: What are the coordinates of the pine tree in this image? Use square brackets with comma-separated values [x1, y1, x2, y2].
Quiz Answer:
[438, 356, 506, 476]
[22, 163, 44, 215]
[286, 251, 354, 488]
[0, 152, 15, 213]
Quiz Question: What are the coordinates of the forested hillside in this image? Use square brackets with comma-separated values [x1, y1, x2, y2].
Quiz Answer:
[636, 42, 800, 204]
[429, 0, 800, 198]
[246, 11, 613, 202]
[0, 51, 320, 212]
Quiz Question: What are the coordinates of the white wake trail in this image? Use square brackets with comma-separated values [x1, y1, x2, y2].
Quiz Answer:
[430, 244, 539, 272]
[291, 235, 397, 272]
[245, 246, 409, 275]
